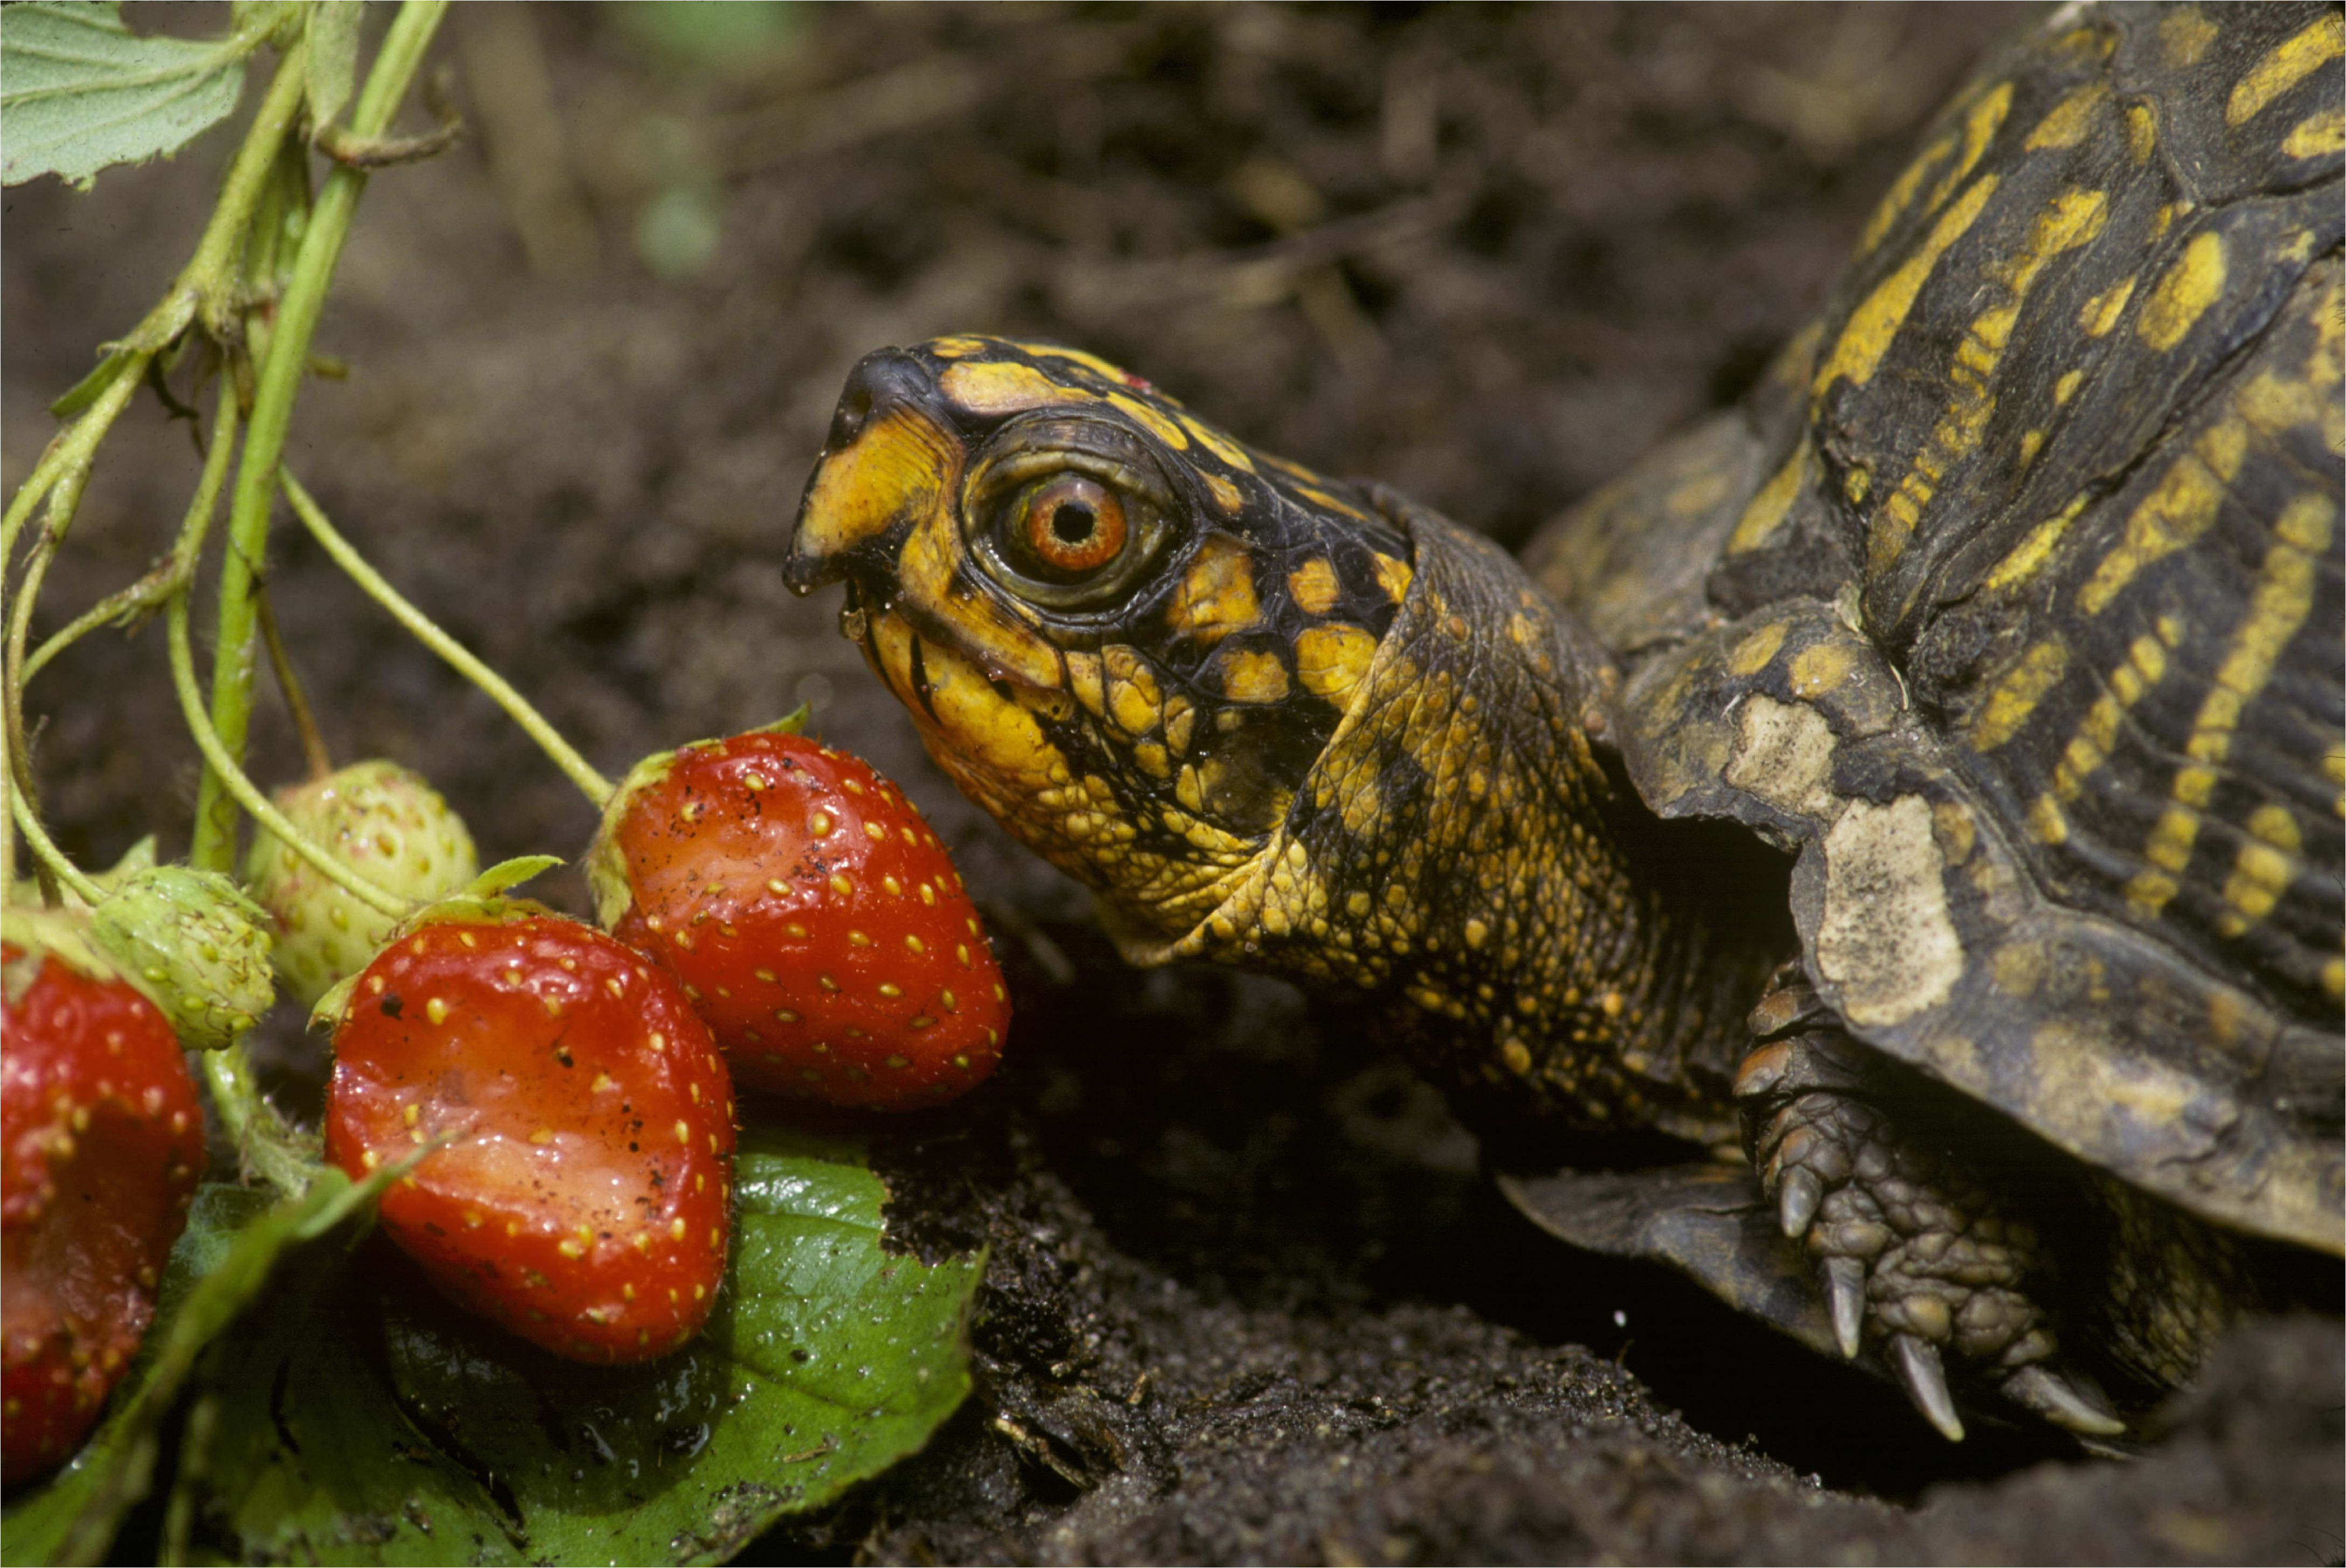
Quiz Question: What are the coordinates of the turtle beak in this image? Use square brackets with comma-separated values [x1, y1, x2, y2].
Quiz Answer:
[784, 348, 966, 597]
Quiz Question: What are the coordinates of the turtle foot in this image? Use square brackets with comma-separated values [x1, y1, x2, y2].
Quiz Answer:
[1734, 973, 2124, 1441]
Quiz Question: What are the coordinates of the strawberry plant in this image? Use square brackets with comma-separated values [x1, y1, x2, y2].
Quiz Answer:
[1, 5, 991, 1558]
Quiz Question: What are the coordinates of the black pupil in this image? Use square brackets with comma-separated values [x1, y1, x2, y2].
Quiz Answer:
[1051, 503, 1095, 545]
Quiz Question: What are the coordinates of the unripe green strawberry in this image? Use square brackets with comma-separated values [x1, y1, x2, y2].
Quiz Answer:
[87, 866, 275, 1050]
[244, 761, 480, 1006]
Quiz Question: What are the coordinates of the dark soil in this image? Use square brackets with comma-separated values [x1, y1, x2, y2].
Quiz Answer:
[6, 5, 2340, 1564]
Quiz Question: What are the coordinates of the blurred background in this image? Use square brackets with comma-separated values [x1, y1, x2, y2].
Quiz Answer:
[16, 7, 2335, 1562]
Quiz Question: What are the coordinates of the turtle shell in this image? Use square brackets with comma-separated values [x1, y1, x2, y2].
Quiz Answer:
[1525, 2, 2344, 1254]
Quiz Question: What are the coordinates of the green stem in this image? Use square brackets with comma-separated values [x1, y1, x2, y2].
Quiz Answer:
[200, 1046, 317, 1196]
[191, 0, 450, 873]
[280, 470, 615, 806]
[8, 793, 105, 906]
[168, 582, 411, 920]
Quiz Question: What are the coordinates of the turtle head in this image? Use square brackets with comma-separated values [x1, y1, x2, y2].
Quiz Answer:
[785, 336, 1418, 954]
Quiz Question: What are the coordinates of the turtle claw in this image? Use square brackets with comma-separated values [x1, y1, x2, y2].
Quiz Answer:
[2003, 1364, 2125, 1437]
[1893, 1334, 1966, 1442]
[1824, 1256, 1866, 1358]
[1777, 1166, 1822, 1239]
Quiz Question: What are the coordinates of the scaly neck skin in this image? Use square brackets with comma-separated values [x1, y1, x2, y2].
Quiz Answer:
[1142, 510, 1775, 1148]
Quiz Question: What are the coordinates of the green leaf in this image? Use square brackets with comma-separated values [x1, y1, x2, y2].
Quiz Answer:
[0, 2, 265, 189]
[177, 1126, 981, 1565]
[0, 1171, 388, 1566]
[303, 2, 360, 136]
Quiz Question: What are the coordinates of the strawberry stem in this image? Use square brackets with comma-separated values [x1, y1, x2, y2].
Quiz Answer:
[191, 0, 453, 874]
[167, 582, 412, 921]
[279, 469, 617, 807]
[5, 794, 105, 909]
[256, 588, 336, 781]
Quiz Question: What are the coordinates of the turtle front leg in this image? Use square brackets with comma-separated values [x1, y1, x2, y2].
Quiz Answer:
[1733, 967, 2125, 1441]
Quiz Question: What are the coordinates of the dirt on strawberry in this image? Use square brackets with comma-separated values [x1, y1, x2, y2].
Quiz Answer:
[5, 5, 2340, 1564]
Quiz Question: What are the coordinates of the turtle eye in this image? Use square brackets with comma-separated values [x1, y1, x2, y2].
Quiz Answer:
[1010, 475, 1128, 580]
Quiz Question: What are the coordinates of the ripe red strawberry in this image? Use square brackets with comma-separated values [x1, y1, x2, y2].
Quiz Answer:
[322, 905, 735, 1363]
[3, 913, 205, 1486]
[588, 728, 1010, 1110]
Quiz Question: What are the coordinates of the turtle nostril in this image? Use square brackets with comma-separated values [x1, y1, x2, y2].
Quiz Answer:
[826, 382, 874, 454]
[825, 347, 934, 455]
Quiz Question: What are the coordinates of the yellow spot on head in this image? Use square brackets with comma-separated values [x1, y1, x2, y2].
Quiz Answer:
[1178, 414, 1255, 472]
[938, 358, 1096, 419]
[1107, 392, 1190, 449]
[1165, 538, 1262, 645]
[1216, 645, 1291, 703]
[1288, 558, 1341, 616]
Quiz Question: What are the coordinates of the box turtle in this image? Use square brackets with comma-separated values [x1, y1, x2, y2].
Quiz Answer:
[785, 2, 2343, 1441]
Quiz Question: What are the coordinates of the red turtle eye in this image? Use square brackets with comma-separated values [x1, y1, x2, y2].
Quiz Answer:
[1014, 474, 1128, 578]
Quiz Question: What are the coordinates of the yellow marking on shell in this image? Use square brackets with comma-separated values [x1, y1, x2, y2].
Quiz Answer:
[1288, 557, 1342, 616]
[2025, 83, 2107, 150]
[1987, 493, 2090, 591]
[1165, 535, 1261, 645]
[1369, 551, 1413, 605]
[1970, 640, 2069, 750]
[1726, 448, 1806, 554]
[1727, 621, 1788, 677]
[1177, 414, 1254, 472]
[2018, 429, 2044, 467]
[2227, 11, 2344, 127]
[938, 358, 1096, 418]
[1857, 131, 1953, 256]
[2158, 6, 2218, 67]
[2117, 106, 2154, 165]
[2323, 956, 2344, 1001]
[1203, 471, 1246, 518]
[2137, 231, 2227, 352]
[2054, 369, 2084, 405]
[1065, 650, 1105, 719]
[1788, 639, 1857, 699]
[2125, 493, 2333, 917]
[1108, 392, 1191, 449]
[1814, 173, 2000, 396]
[2029, 791, 2070, 844]
[1103, 644, 1164, 737]
[1296, 624, 1378, 707]
[2217, 804, 2302, 936]
[1216, 646, 1291, 703]
[2283, 106, 2346, 160]
[1926, 81, 2014, 214]
[2078, 417, 2247, 614]
[2078, 275, 2137, 338]
[927, 336, 991, 358]
[1869, 187, 2107, 570]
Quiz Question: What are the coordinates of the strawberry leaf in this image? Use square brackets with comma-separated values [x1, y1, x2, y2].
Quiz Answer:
[0, 3, 271, 190]
[163, 1126, 981, 1564]
[0, 1170, 393, 1566]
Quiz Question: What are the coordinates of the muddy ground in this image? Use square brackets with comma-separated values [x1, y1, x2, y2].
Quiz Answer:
[5, 4, 2341, 1563]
